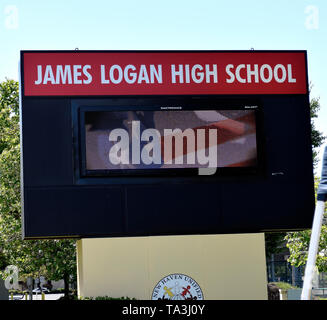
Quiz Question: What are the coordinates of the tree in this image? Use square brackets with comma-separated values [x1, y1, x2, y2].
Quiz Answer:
[310, 97, 325, 169]
[0, 79, 76, 298]
[0, 79, 19, 155]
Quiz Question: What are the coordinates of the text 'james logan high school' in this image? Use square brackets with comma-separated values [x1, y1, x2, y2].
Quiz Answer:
[34, 63, 297, 86]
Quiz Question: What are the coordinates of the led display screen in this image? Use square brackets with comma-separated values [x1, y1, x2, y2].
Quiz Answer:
[83, 109, 258, 175]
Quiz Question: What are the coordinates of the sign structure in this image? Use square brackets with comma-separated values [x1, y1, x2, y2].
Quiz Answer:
[20, 50, 314, 239]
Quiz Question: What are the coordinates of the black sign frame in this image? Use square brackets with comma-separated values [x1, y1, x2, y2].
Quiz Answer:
[20, 50, 314, 239]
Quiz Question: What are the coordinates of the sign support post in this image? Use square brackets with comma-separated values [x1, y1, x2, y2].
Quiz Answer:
[301, 146, 327, 300]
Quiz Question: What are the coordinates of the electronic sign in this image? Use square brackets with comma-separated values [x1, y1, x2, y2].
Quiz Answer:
[20, 50, 314, 239]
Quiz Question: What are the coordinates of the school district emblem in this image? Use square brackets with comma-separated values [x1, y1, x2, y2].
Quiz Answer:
[151, 273, 204, 300]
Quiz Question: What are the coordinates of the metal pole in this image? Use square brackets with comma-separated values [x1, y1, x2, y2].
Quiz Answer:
[301, 146, 327, 300]
[26, 277, 33, 301]
[270, 254, 276, 282]
[29, 289, 33, 301]
[301, 200, 325, 300]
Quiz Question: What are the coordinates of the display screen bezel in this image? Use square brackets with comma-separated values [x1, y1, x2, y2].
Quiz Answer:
[72, 97, 265, 181]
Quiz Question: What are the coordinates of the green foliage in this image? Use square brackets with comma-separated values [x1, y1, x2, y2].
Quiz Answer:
[285, 177, 327, 272]
[265, 232, 287, 258]
[310, 97, 325, 168]
[0, 79, 76, 294]
[270, 281, 299, 290]
[0, 79, 19, 155]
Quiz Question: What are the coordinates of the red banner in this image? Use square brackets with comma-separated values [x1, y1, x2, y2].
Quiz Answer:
[22, 51, 308, 96]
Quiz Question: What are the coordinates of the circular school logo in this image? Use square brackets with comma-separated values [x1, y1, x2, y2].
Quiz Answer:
[151, 273, 204, 300]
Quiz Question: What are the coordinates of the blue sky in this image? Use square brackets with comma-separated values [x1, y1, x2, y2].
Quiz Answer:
[0, 0, 326, 173]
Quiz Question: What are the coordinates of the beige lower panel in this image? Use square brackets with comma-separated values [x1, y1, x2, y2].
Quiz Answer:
[77, 233, 267, 300]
